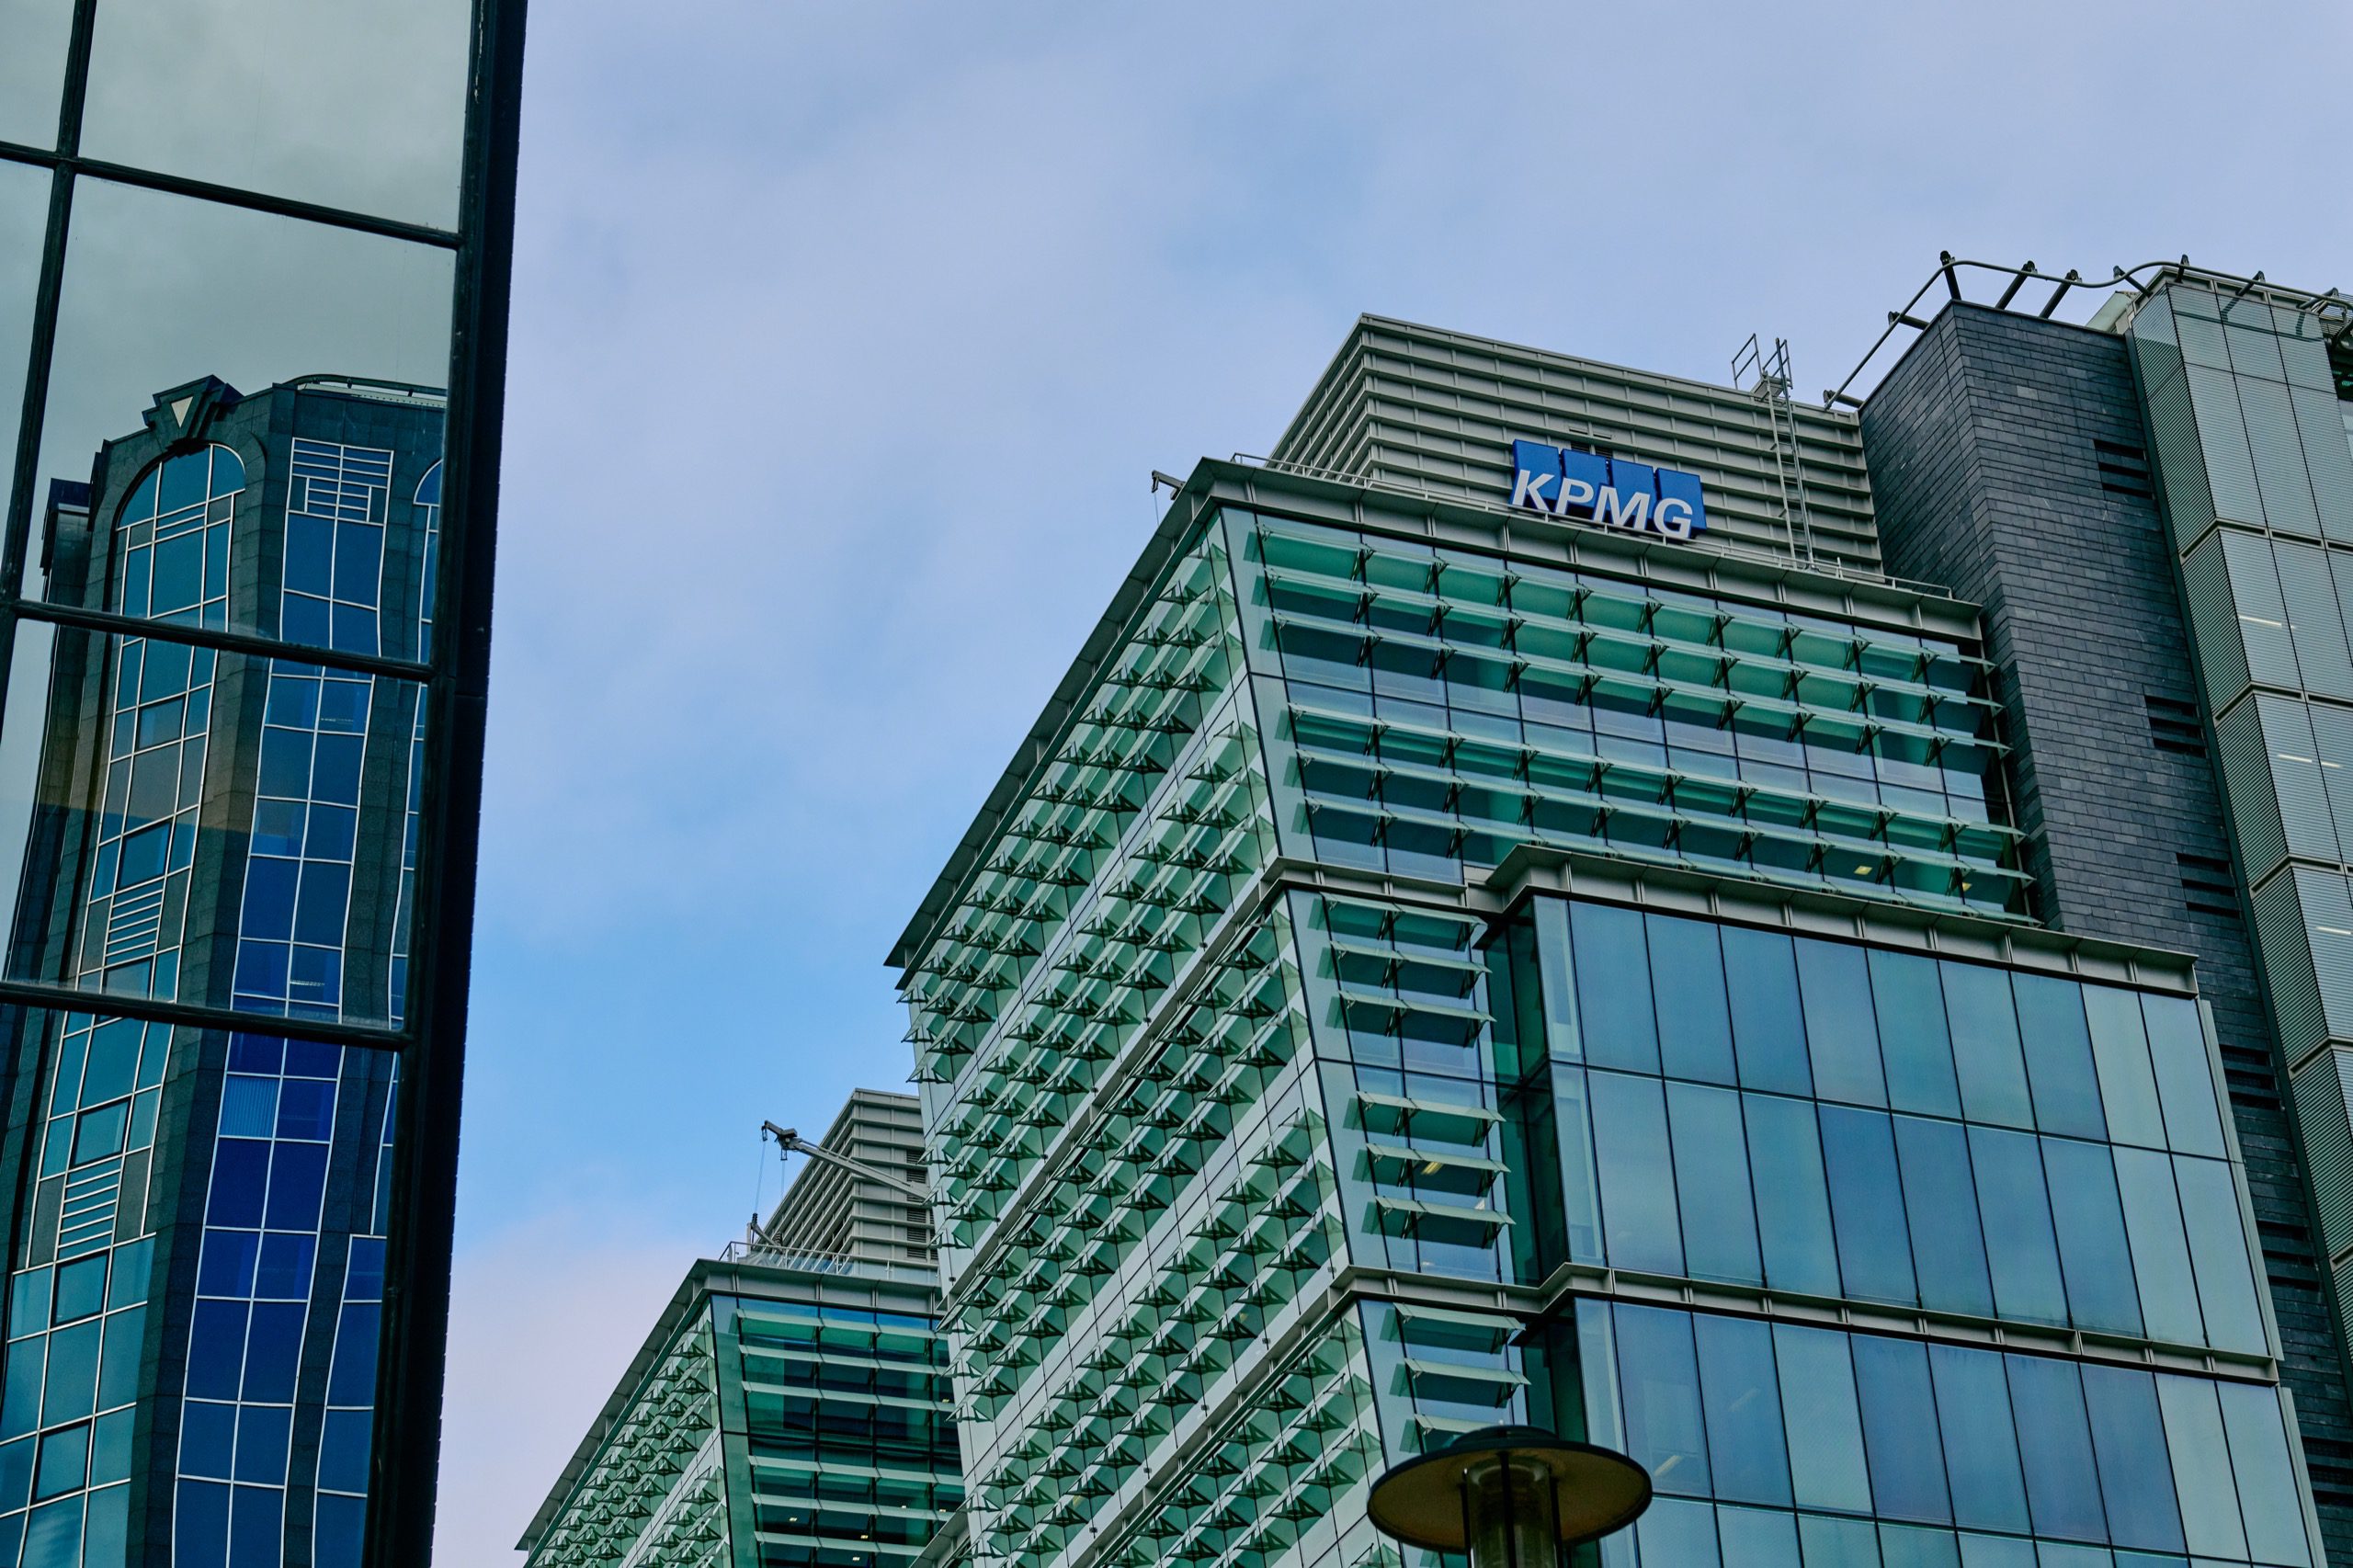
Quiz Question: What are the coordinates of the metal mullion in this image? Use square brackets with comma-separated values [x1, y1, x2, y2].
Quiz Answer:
[0, 142, 462, 252]
[12, 597, 433, 684]
[0, 977, 407, 1049]
[367, 0, 527, 1559]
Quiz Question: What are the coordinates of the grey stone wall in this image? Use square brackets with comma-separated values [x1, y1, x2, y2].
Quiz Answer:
[1863, 302, 2353, 1558]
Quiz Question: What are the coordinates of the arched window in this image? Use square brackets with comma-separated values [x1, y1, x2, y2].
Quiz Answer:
[115, 442, 244, 628]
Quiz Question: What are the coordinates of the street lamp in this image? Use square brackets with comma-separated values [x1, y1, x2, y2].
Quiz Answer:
[1365, 1425, 1651, 1568]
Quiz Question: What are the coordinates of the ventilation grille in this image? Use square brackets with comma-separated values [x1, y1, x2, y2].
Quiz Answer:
[2095, 437, 2154, 501]
[2179, 850, 2242, 918]
[2146, 693, 2208, 757]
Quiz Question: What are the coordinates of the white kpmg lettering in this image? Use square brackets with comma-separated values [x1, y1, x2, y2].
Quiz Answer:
[1595, 485, 1651, 532]
[1510, 469, 1557, 508]
[1560, 476, 1597, 512]
[1654, 497, 1695, 540]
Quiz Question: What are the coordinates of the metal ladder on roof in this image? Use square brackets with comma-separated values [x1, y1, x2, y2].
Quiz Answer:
[1733, 332, 1818, 567]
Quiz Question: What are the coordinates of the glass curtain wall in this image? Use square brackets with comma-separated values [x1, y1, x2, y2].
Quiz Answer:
[0, 2, 523, 1564]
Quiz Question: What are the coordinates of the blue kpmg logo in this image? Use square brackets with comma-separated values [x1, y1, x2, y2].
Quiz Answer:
[1509, 438, 1707, 541]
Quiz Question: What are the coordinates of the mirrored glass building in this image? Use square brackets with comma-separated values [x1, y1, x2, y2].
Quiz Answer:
[894, 269, 2353, 1568]
[0, 0, 526, 1562]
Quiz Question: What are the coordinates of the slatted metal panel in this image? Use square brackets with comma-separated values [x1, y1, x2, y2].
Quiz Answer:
[2254, 871, 2330, 1067]
[2181, 533, 2255, 705]
[2296, 1047, 2353, 1263]
[1272, 315, 1884, 574]
[2218, 699, 2290, 878]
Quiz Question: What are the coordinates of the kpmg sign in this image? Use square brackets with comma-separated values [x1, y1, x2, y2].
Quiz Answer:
[1509, 438, 1708, 541]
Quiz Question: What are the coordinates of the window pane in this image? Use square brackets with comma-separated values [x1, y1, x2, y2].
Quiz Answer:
[1870, 949, 1960, 1117]
[2216, 1381, 2313, 1567]
[1533, 898, 1583, 1059]
[1695, 1314, 1790, 1506]
[1745, 1093, 1840, 1296]
[1943, 961, 2034, 1130]
[1650, 914, 1735, 1084]
[2174, 1157, 2267, 1356]
[1724, 926, 1811, 1096]
[1553, 1068, 1603, 1266]
[2156, 1376, 2248, 1561]
[1668, 1083, 1761, 1286]
[2080, 1367, 2185, 1554]
[1820, 1106, 1915, 1306]
[1717, 1506, 1801, 1568]
[1797, 938, 1886, 1108]
[80, 0, 470, 228]
[2013, 975, 2107, 1141]
[1852, 1335, 1950, 1523]
[30, 178, 449, 662]
[1929, 1344, 2029, 1534]
[2141, 996, 2225, 1158]
[1590, 1073, 1681, 1276]
[1968, 1125, 2069, 1326]
[0, 159, 42, 592]
[1801, 1516, 1884, 1568]
[1893, 1116, 1994, 1317]
[1773, 1324, 1871, 1513]
[1615, 1305, 1711, 1498]
[2006, 1354, 2107, 1543]
[2112, 1147, 2204, 1347]
[2041, 1140, 2143, 1336]
[2081, 986, 2165, 1150]
[1572, 903, 1657, 1074]
[1636, 1497, 1722, 1568]
[0, 0, 73, 145]
[1881, 1525, 1961, 1568]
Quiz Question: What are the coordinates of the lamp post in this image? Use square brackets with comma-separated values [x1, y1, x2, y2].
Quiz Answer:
[1365, 1426, 1651, 1568]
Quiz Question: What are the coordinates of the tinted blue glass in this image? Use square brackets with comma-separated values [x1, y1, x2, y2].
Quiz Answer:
[1615, 1305, 1711, 1496]
[2174, 1157, 2268, 1356]
[243, 1301, 303, 1402]
[182, 1393, 235, 1469]
[79, 1024, 137, 1107]
[239, 858, 297, 940]
[230, 1483, 280, 1568]
[1870, 950, 1961, 1117]
[1636, 1498, 1721, 1568]
[22, 1495, 79, 1568]
[1718, 1506, 1800, 1568]
[2111, 1148, 2204, 1346]
[325, 1303, 380, 1405]
[1967, 1126, 2069, 1326]
[2006, 1355, 2107, 1542]
[1, 1340, 42, 1439]
[1893, 1116, 1994, 1317]
[2013, 976, 2106, 1141]
[277, 1076, 335, 1140]
[1590, 1073, 1682, 1276]
[1957, 1537, 2037, 1568]
[0, 1436, 29, 1511]
[177, 1478, 231, 1568]
[255, 1233, 316, 1300]
[1797, 939, 1886, 1107]
[1745, 1094, 1839, 1296]
[51, 1257, 104, 1324]
[293, 861, 352, 945]
[1852, 1336, 1950, 1523]
[1573, 903, 1657, 1073]
[205, 1140, 269, 1227]
[198, 1232, 259, 1299]
[315, 1494, 366, 1568]
[2216, 1381, 2312, 1567]
[2081, 987, 2166, 1150]
[1723, 926, 1812, 1096]
[1650, 915, 1735, 1085]
[2080, 1367, 2184, 1553]
[2041, 1139, 2143, 1335]
[187, 1309, 247, 1405]
[88, 1408, 129, 1486]
[2141, 997, 2225, 1158]
[1668, 1083, 1761, 1285]
[1800, 1515, 1883, 1568]
[85, 1485, 126, 1568]
[1554, 1070, 1604, 1265]
[33, 1425, 84, 1500]
[1820, 1107, 1915, 1305]
[1881, 1525, 1962, 1568]
[96, 1308, 142, 1410]
[1694, 1313, 1790, 1506]
[232, 1403, 290, 1484]
[264, 1141, 330, 1230]
[1929, 1344, 2029, 1533]
[1773, 1324, 1871, 1513]
[318, 1408, 370, 1494]
[2155, 1377, 2247, 1561]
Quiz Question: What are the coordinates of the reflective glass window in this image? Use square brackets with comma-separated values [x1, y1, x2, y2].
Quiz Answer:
[1651, 914, 1735, 1084]
[2174, 1158, 2266, 1356]
[1929, 1344, 2029, 1534]
[2041, 1139, 2143, 1335]
[1820, 1106, 1915, 1305]
[2013, 976, 2106, 1141]
[1802, 1516, 1885, 1568]
[1870, 949, 1961, 1117]
[1772, 1324, 1871, 1513]
[1668, 1083, 1761, 1286]
[1943, 962, 2033, 1130]
[1590, 1073, 1681, 1277]
[1745, 1094, 1840, 1297]
[2216, 1381, 2312, 1567]
[1615, 1305, 1711, 1497]
[1852, 1335, 1950, 1523]
[1718, 1506, 1801, 1568]
[2140, 996, 2222, 1157]
[1693, 1313, 1790, 1506]
[2081, 987, 2165, 1150]
[2080, 1367, 2184, 1554]
[1724, 926, 1811, 1096]
[2111, 1147, 2204, 1346]
[2155, 1376, 2247, 1561]
[1893, 1115, 1994, 1318]
[1637, 1497, 1721, 1568]
[1969, 1125, 2069, 1326]
[1798, 939, 1886, 1108]
[1572, 903, 1656, 1074]
[2006, 1355, 2107, 1543]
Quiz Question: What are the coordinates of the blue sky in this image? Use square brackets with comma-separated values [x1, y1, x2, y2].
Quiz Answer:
[435, 3, 2353, 1558]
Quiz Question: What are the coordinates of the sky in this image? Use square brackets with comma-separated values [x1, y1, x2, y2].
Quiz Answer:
[437, 2, 2353, 1558]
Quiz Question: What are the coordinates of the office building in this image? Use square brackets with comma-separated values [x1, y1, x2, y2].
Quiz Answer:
[893, 270, 2353, 1568]
[521, 1090, 961, 1568]
[1, 4, 524, 1562]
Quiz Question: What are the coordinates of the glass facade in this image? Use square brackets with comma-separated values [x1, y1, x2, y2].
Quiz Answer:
[2126, 278, 2353, 1365]
[522, 1265, 963, 1568]
[897, 461, 2327, 1568]
[0, 1, 522, 1562]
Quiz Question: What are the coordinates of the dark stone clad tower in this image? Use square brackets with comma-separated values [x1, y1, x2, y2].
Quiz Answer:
[1861, 302, 2353, 1562]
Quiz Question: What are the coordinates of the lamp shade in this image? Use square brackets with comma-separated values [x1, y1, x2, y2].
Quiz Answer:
[1365, 1426, 1652, 1554]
